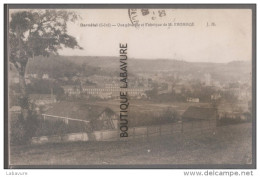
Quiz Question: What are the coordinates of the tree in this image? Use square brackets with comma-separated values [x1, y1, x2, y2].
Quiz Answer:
[9, 10, 82, 142]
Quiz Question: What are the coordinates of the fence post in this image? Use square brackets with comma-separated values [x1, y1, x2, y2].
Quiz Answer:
[147, 126, 149, 139]
[117, 121, 120, 141]
[133, 127, 135, 139]
[101, 131, 103, 141]
[201, 121, 204, 134]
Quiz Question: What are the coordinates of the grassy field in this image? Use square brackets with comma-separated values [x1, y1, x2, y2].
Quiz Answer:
[94, 99, 211, 119]
[10, 123, 252, 166]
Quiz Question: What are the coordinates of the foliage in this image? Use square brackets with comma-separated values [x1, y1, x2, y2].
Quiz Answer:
[10, 108, 39, 145]
[217, 112, 252, 126]
[9, 10, 82, 76]
[26, 79, 64, 94]
[129, 108, 180, 127]
[35, 119, 89, 136]
[10, 116, 26, 145]
[9, 10, 82, 143]
[26, 56, 83, 79]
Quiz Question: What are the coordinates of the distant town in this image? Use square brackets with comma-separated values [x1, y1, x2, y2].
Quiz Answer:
[9, 55, 252, 141]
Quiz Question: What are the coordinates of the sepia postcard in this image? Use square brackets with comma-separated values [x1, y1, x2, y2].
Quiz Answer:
[4, 4, 256, 169]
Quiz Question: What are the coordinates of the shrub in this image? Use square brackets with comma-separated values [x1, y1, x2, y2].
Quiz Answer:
[35, 119, 89, 136]
[10, 111, 39, 145]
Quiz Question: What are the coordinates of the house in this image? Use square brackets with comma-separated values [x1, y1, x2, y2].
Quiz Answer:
[9, 106, 22, 119]
[60, 77, 69, 82]
[42, 101, 118, 131]
[186, 97, 200, 103]
[91, 108, 118, 131]
[62, 85, 81, 96]
[182, 106, 217, 121]
[218, 111, 250, 121]
[71, 76, 79, 81]
[211, 93, 221, 100]
[172, 84, 183, 94]
[182, 106, 218, 130]
[10, 106, 21, 113]
[158, 88, 170, 95]
[29, 94, 57, 106]
[25, 73, 38, 79]
[82, 85, 146, 99]
[42, 74, 49, 80]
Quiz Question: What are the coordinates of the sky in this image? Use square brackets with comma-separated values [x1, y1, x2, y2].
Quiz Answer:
[11, 9, 252, 63]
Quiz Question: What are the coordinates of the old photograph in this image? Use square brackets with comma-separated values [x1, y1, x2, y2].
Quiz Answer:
[5, 5, 256, 168]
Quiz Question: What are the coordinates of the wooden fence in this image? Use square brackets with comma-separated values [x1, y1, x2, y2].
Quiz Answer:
[94, 119, 216, 141]
[31, 119, 216, 144]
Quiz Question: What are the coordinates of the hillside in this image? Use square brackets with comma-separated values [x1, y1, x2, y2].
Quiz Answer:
[22, 55, 251, 83]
